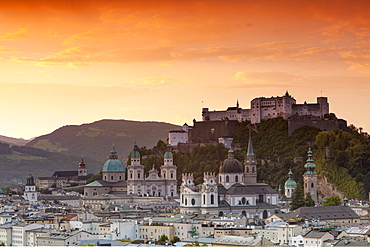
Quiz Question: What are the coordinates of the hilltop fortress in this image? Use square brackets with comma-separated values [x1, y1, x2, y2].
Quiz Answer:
[202, 91, 329, 124]
[170, 92, 347, 148]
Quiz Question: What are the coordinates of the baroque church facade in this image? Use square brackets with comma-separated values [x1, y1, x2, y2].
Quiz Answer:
[84, 143, 177, 198]
[180, 134, 279, 218]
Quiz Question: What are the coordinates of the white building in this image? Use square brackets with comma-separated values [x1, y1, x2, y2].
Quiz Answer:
[110, 219, 138, 240]
[11, 223, 41, 246]
[202, 92, 329, 124]
[180, 134, 279, 218]
[23, 174, 38, 202]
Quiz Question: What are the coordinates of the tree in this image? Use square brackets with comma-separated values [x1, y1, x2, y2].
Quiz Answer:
[304, 193, 315, 207]
[171, 236, 181, 244]
[158, 234, 169, 242]
[290, 184, 305, 210]
[86, 172, 102, 184]
[322, 195, 341, 206]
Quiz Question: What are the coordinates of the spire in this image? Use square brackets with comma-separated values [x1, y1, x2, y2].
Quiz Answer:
[236, 99, 239, 108]
[285, 90, 289, 96]
[79, 157, 86, 168]
[164, 144, 173, 159]
[304, 147, 316, 175]
[247, 130, 254, 156]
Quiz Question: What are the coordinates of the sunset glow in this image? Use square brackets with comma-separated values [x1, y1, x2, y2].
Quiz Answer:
[1, 0, 369, 139]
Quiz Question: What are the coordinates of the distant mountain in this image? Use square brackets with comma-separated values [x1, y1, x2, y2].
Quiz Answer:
[27, 119, 179, 161]
[0, 143, 101, 186]
[0, 135, 31, 146]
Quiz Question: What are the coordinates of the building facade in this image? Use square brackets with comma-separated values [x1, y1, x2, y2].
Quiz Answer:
[202, 92, 329, 124]
[84, 143, 177, 198]
[180, 134, 279, 217]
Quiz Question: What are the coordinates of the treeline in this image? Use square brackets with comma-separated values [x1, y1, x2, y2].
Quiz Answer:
[133, 118, 369, 200]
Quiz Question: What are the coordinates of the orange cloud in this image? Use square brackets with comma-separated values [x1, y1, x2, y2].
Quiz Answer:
[0, 28, 28, 40]
[130, 76, 191, 86]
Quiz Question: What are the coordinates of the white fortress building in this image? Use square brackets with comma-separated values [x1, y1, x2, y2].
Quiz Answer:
[202, 91, 329, 124]
[180, 134, 279, 218]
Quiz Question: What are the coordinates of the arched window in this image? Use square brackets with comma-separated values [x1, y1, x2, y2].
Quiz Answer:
[219, 176, 222, 182]
[182, 195, 184, 204]
[211, 194, 214, 204]
[241, 197, 246, 205]
[203, 195, 206, 204]
[252, 166, 255, 173]
[246, 167, 249, 173]
[111, 176, 113, 180]
[119, 176, 122, 180]
[138, 172, 140, 179]
[311, 183, 314, 188]
[130, 173, 133, 179]
[235, 175, 238, 182]
[185, 198, 188, 205]
[171, 173, 173, 179]
[226, 175, 229, 182]
[191, 199, 195, 205]
[104, 176, 107, 180]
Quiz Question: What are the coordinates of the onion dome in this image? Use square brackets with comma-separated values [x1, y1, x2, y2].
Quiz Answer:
[219, 149, 243, 173]
[102, 145, 125, 172]
[284, 169, 297, 188]
[131, 142, 141, 159]
[79, 157, 86, 168]
[304, 147, 316, 175]
[164, 144, 173, 159]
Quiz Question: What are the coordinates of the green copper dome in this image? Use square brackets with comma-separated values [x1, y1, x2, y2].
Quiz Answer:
[285, 169, 297, 188]
[131, 143, 141, 159]
[102, 146, 126, 172]
[304, 147, 317, 175]
[164, 144, 173, 159]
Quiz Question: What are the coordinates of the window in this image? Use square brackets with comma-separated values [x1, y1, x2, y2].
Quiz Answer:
[138, 173, 141, 179]
[235, 175, 238, 182]
[191, 199, 195, 205]
[211, 194, 214, 204]
[226, 175, 229, 182]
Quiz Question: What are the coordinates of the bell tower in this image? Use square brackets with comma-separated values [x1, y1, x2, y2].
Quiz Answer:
[244, 131, 257, 184]
[303, 147, 317, 203]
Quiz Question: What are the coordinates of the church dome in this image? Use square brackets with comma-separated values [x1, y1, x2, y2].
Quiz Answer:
[102, 146, 126, 172]
[284, 170, 297, 188]
[164, 144, 173, 159]
[219, 150, 243, 174]
[131, 143, 141, 159]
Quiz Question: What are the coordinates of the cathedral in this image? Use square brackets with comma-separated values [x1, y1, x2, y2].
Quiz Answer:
[84, 143, 177, 198]
[179, 134, 279, 219]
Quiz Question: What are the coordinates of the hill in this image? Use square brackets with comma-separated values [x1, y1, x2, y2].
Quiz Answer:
[0, 135, 30, 146]
[27, 119, 179, 161]
[0, 143, 101, 186]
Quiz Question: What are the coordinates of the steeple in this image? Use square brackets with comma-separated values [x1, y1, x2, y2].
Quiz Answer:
[303, 147, 318, 203]
[304, 147, 316, 175]
[246, 130, 256, 163]
[236, 99, 239, 108]
[244, 130, 257, 184]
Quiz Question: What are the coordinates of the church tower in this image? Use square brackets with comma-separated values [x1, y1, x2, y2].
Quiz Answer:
[284, 169, 297, 198]
[244, 131, 257, 184]
[160, 144, 177, 197]
[201, 172, 218, 208]
[303, 147, 318, 203]
[127, 142, 145, 195]
[24, 174, 37, 201]
[78, 157, 88, 177]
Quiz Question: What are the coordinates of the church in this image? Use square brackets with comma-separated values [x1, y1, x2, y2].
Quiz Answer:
[84, 143, 177, 198]
[180, 134, 279, 219]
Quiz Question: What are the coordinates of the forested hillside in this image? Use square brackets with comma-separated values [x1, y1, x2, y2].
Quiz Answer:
[137, 118, 370, 200]
[27, 119, 179, 161]
[0, 143, 101, 186]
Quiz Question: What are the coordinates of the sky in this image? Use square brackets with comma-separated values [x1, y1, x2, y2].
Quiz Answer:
[0, 0, 369, 139]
